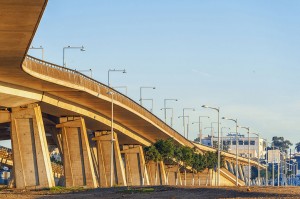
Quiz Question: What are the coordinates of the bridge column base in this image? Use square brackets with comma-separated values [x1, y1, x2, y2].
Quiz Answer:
[147, 161, 166, 185]
[165, 165, 182, 185]
[92, 131, 126, 187]
[11, 104, 55, 189]
[56, 117, 97, 188]
[121, 145, 149, 186]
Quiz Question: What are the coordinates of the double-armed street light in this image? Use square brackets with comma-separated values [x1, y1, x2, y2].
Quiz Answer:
[30, 46, 44, 60]
[222, 117, 239, 186]
[192, 116, 210, 144]
[108, 69, 126, 87]
[140, 87, 155, 106]
[182, 108, 195, 139]
[202, 105, 221, 186]
[163, 99, 178, 123]
[63, 45, 85, 67]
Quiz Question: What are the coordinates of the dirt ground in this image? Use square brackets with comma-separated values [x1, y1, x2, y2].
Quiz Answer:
[0, 186, 300, 199]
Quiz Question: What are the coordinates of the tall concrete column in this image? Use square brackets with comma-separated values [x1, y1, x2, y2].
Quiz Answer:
[92, 131, 126, 187]
[121, 145, 149, 186]
[56, 117, 97, 188]
[11, 104, 55, 189]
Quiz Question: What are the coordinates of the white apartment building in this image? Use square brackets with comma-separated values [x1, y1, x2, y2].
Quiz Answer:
[200, 133, 266, 159]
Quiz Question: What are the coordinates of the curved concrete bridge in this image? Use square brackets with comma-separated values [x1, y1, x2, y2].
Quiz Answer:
[0, 0, 263, 189]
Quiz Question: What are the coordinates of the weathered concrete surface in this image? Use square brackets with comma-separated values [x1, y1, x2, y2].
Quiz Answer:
[93, 131, 127, 187]
[11, 104, 54, 189]
[56, 117, 97, 188]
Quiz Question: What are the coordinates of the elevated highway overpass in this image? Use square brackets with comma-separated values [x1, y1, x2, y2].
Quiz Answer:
[0, 0, 263, 189]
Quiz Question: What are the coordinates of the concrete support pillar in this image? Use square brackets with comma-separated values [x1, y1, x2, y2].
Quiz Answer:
[121, 145, 149, 186]
[56, 117, 97, 188]
[147, 161, 167, 185]
[92, 131, 126, 187]
[165, 165, 182, 186]
[11, 104, 55, 189]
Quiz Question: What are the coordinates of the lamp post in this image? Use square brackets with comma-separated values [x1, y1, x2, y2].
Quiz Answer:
[179, 115, 189, 139]
[265, 142, 269, 186]
[182, 108, 195, 139]
[164, 99, 178, 123]
[161, 108, 174, 127]
[221, 127, 230, 151]
[222, 117, 238, 186]
[108, 69, 126, 87]
[251, 132, 260, 186]
[77, 69, 93, 78]
[238, 126, 251, 186]
[30, 46, 44, 60]
[192, 116, 210, 144]
[63, 45, 85, 67]
[202, 105, 220, 186]
[107, 91, 115, 187]
[140, 87, 155, 106]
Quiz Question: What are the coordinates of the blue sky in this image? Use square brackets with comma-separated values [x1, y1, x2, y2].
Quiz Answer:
[28, 1, 300, 147]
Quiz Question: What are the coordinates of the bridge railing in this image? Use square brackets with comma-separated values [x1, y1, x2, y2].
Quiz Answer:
[24, 56, 192, 147]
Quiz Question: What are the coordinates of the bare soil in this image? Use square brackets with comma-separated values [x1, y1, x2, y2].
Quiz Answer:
[0, 186, 300, 199]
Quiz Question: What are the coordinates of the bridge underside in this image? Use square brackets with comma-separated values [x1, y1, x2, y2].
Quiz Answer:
[0, 0, 260, 189]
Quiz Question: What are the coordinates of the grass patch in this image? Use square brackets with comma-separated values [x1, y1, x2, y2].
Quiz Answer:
[50, 186, 86, 193]
[119, 187, 155, 194]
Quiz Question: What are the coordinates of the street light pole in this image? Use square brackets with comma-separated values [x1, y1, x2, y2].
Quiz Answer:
[107, 91, 114, 187]
[222, 117, 238, 186]
[161, 108, 174, 127]
[140, 86, 155, 106]
[239, 126, 250, 186]
[164, 99, 178, 123]
[30, 46, 44, 60]
[182, 108, 195, 139]
[108, 69, 126, 87]
[192, 116, 210, 144]
[63, 45, 85, 67]
[250, 132, 260, 186]
[203, 105, 221, 186]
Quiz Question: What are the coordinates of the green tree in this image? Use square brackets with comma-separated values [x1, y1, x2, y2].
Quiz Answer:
[271, 136, 292, 153]
[154, 138, 175, 163]
[144, 145, 161, 163]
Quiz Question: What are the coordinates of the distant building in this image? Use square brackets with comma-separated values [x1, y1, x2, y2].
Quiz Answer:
[200, 133, 266, 159]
